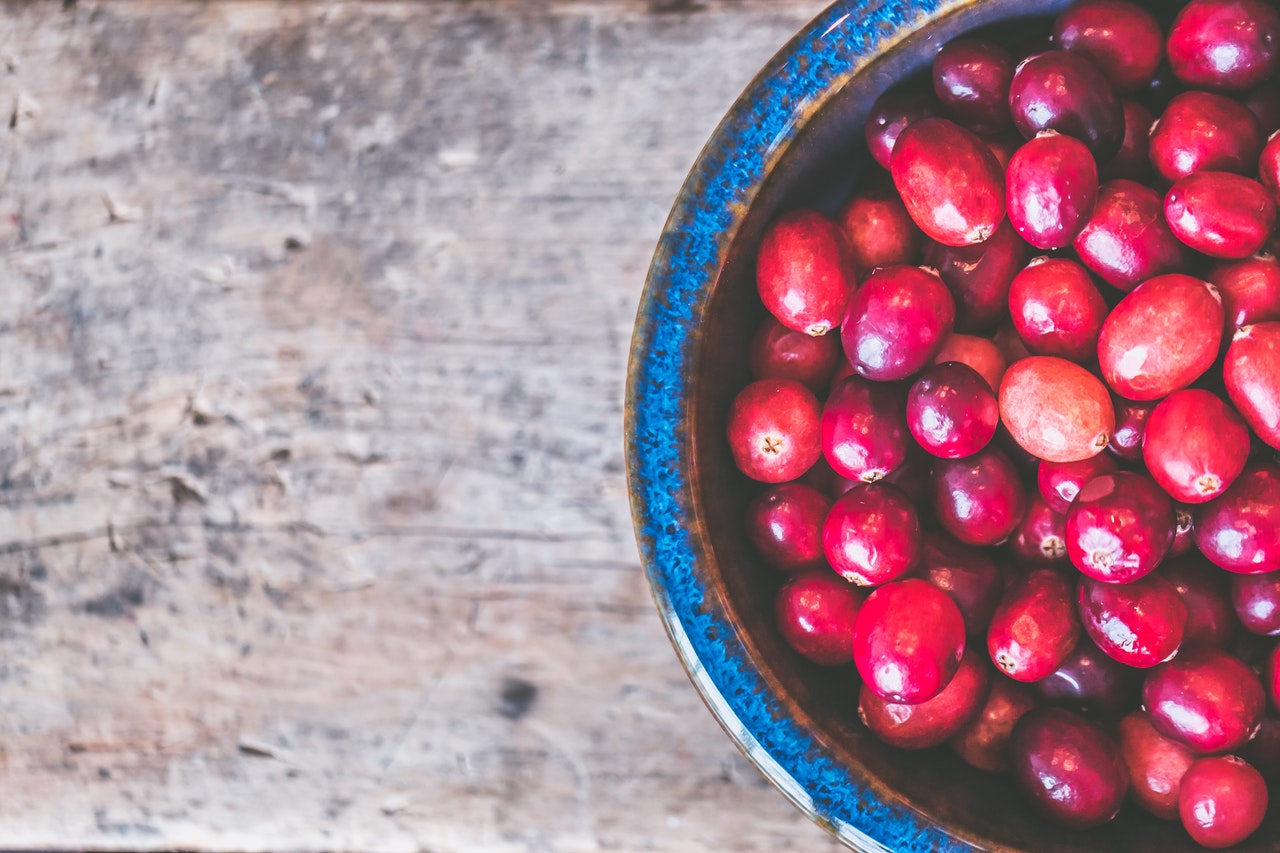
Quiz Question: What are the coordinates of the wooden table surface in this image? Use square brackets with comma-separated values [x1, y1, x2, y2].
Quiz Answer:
[0, 1, 848, 850]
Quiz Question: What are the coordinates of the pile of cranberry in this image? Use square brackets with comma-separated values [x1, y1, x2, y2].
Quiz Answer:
[727, 0, 1280, 846]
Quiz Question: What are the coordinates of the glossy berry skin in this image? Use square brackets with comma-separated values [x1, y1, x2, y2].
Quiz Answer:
[1051, 0, 1164, 94]
[1074, 180, 1188, 291]
[1038, 454, 1119, 516]
[988, 568, 1081, 682]
[890, 118, 1007, 246]
[774, 571, 865, 666]
[1195, 463, 1280, 573]
[1008, 494, 1068, 568]
[1005, 132, 1099, 249]
[1034, 636, 1141, 718]
[1261, 130, 1280, 203]
[918, 532, 1004, 635]
[1010, 707, 1129, 829]
[999, 356, 1114, 463]
[1164, 556, 1238, 649]
[748, 317, 841, 393]
[1164, 171, 1276, 259]
[1142, 389, 1250, 504]
[930, 333, 1007, 392]
[822, 484, 922, 586]
[1097, 273, 1223, 401]
[1167, 0, 1280, 91]
[931, 39, 1015, 134]
[1143, 647, 1266, 754]
[1170, 506, 1197, 558]
[1118, 710, 1197, 821]
[1108, 401, 1153, 463]
[1208, 255, 1280, 337]
[852, 578, 966, 704]
[745, 482, 832, 573]
[950, 677, 1038, 772]
[836, 191, 924, 275]
[1148, 91, 1264, 183]
[756, 209, 857, 337]
[905, 362, 998, 458]
[1179, 756, 1269, 848]
[1066, 471, 1175, 584]
[1099, 100, 1155, 183]
[865, 89, 941, 170]
[1007, 257, 1107, 362]
[926, 220, 1028, 333]
[821, 376, 910, 483]
[932, 446, 1027, 546]
[858, 648, 990, 749]
[1078, 573, 1187, 668]
[1230, 571, 1280, 635]
[1225, 322, 1280, 448]
[1008, 51, 1125, 161]
[840, 265, 955, 381]
[727, 380, 822, 483]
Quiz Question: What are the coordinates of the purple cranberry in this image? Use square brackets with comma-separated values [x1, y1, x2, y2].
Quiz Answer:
[1038, 454, 1119, 515]
[905, 362, 998, 458]
[918, 532, 1004, 636]
[1035, 635, 1141, 717]
[932, 39, 1015, 134]
[1163, 555, 1238, 648]
[1009, 50, 1125, 160]
[865, 89, 941, 170]
[932, 446, 1027, 546]
[1010, 707, 1129, 829]
[745, 482, 832, 573]
[926, 219, 1027, 333]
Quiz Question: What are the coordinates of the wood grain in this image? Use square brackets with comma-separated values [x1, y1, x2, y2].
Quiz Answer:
[0, 1, 844, 850]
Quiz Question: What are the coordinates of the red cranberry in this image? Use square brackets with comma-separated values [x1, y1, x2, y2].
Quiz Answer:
[727, 379, 822, 483]
[1148, 91, 1264, 183]
[1167, 0, 1280, 91]
[1143, 646, 1266, 753]
[1142, 389, 1251, 503]
[1179, 756, 1269, 848]
[988, 568, 1081, 682]
[918, 532, 1004, 636]
[1230, 571, 1280, 635]
[1165, 171, 1276, 259]
[1007, 257, 1108, 361]
[1079, 573, 1187, 668]
[1008, 494, 1069, 569]
[930, 333, 1007, 392]
[1208, 254, 1280, 337]
[1052, 0, 1165, 93]
[858, 648, 990, 749]
[999, 356, 1115, 463]
[823, 484, 922, 586]
[864, 89, 941, 170]
[755, 209, 857, 337]
[1163, 555, 1238, 648]
[852, 578, 966, 703]
[836, 190, 924, 275]
[931, 39, 1015, 134]
[932, 446, 1027, 546]
[748, 316, 841, 392]
[1035, 635, 1142, 717]
[821, 376, 910, 483]
[905, 362, 998, 459]
[1074, 179, 1189, 291]
[890, 117, 1007, 246]
[774, 570, 865, 665]
[950, 677, 1038, 772]
[1066, 471, 1175, 583]
[1108, 399, 1155, 461]
[1009, 50, 1125, 160]
[840, 265, 955, 381]
[1039, 454, 1120, 515]
[1099, 100, 1156, 182]
[745, 482, 832, 573]
[1260, 129, 1280, 202]
[1225, 322, 1280, 448]
[1195, 463, 1280, 573]
[1005, 132, 1099, 250]
[1010, 707, 1129, 829]
[1097, 273, 1223, 401]
[1118, 710, 1197, 821]
[926, 219, 1028, 332]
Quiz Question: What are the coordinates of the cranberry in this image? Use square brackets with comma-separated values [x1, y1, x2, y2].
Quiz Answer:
[932, 446, 1027, 546]
[840, 265, 955, 381]
[858, 648, 991, 749]
[1035, 635, 1142, 717]
[1170, 505, 1197, 557]
[918, 532, 1004, 635]
[931, 39, 1015, 134]
[890, 117, 1007, 246]
[851, 578, 966, 703]
[1165, 171, 1276, 259]
[745, 482, 832, 573]
[1117, 710, 1197, 821]
[1066, 471, 1175, 584]
[1078, 573, 1187, 668]
[1052, 0, 1165, 93]
[727, 379, 822, 483]
[1240, 716, 1280, 778]
[1163, 555, 1238, 648]
[930, 333, 1007, 392]
[864, 89, 941, 170]
[774, 570, 865, 666]
[1208, 254, 1280, 337]
[1007, 257, 1108, 361]
[1179, 756, 1269, 848]
[1108, 399, 1154, 461]
[1230, 571, 1280, 635]
[821, 375, 910, 483]
[983, 131, 1023, 168]
[926, 219, 1028, 333]
[748, 316, 841, 392]
[1005, 132, 1099, 250]
[1268, 643, 1280, 708]
[1010, 707, 1129, 829]
[1143, 646, 1266, 753]
[1038, 454, 1119, 515]
[1260, 129, 1280, 202]
[905, 362, 998, 459]
[1074, 179, 1188, 291]
[822, 483, 922, 586]
[1195, 463, 1280, 573]
[999, 356, 1115, 463]
[1009, 50, 1125, 160]
[988, 568, 1081, 682]
[1096, 273, 1223, 401]
[992, 321, 1033, 366]
[950, 677, 1038, 772]
[755, 209, 857, 337]
[1148, 91, 1264, 183]
[836, 190, 925, 276]
[1098, 100, 1155, 182]
[1008, 494, 1069, 569]
[1167, 0, 1280, 91]
[1142, 389, 1251, 503]
[1224, 321, 1280, 448]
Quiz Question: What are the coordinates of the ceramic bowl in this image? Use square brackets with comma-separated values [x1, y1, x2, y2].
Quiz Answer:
[625, 1, 1277, 851]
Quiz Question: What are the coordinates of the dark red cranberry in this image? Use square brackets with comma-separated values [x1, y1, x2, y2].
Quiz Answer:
[1243, 85, 1280, 135]
[1143, 646, 1266, 753]
[1117, 710, 1197, 821]
[1231, 571, 1280, 635]
[918, 532, 1004, 636]
[926, 219, 1028, 333]
[1196, 463, 1280, 573]
[984, 131, 1023, 168]
[1225, 322, 1280, 448]
[931, 39, 1015, 134]
[1039, 454, 1119, 515]
[840, 265, 955, 381]
[951, 677, 1038, 772]
[1009, 50, 1125, 160]
[1240, 716, 1280, 778]
[932, 446, 1027, 546]
[1260, 129, 1280, 202]
[821, 376, 910, 483]
[1170, 505, 1197, 557]
[891, 118, 1007, 246]
[822, 483, 921, 586]
[1066, 471, 1175, 583]
[999, 356, 1115, 463]
[1179, 756, 1269, 848]
[1005, 132, 1099, 250]
[1268, 643, 1280, 710]
[1008, 494, 1069, 569]
[1108, 399, 1155, 461]
[1010, 707, 1129, 829]
[1167, 0, 1280, 91]
[905, 362, 998, 459]
[851, 578, 966, 703]
[1208, 254, 1280, 337]
[1099, 100, 1155, 182]
[1035, 635, 1141, 717]
[836, 190, 924, 275]
[1007, 257, 1108, 361]
[1074, 179, 1188, 291]
[1148, 91, 1264, 183]
[1079, 573, 1187, 668]
[727, 379, 822, 483]
[1143, 389, 1251, 503]
[880, 443, 935, 507]
[1163, 555, 1238, 648]
[1165, 171, 1276, 259]
[988, 568, 1081, 682]
[1097, 273, 1223, 400]
[748, 316, 841, 392]
[992, 321, 1033, 366]
[774, 570, 865, 665]
[755, 209, 857, 337]
[1052, 0, 1165, 93]
[930, 333, 1007, 392]
[858, 648, 990, 749]
[745, 482, 832, 573]
[865, 89, 941, 170]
